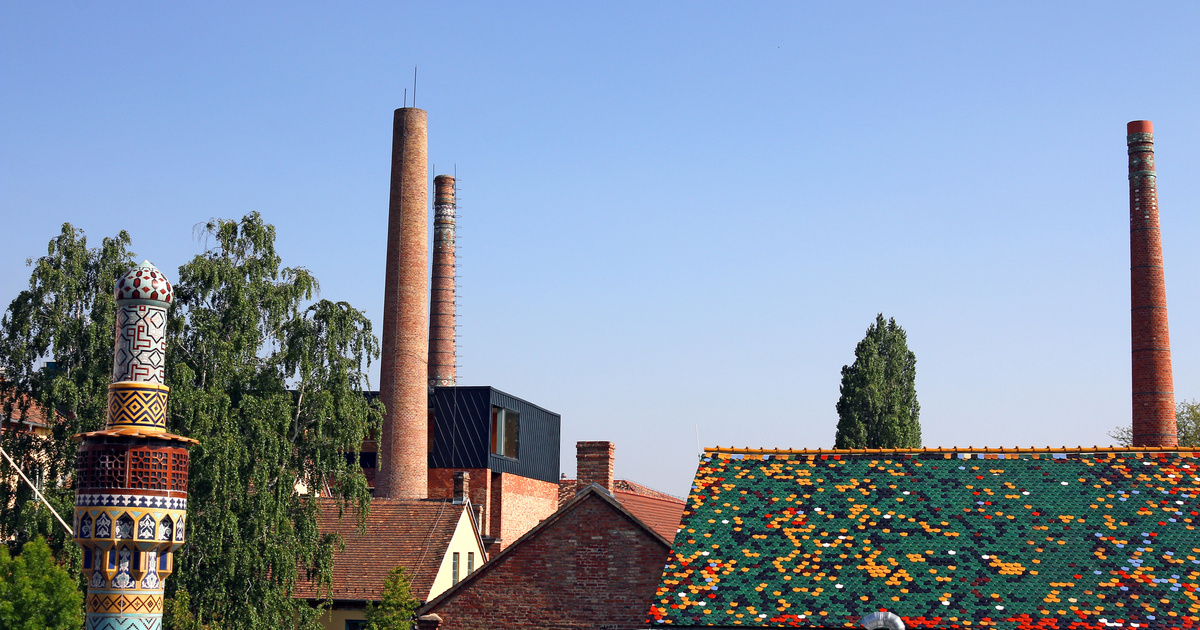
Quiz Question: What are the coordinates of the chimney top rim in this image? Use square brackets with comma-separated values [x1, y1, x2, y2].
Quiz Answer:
[1128, 120, 1154, 134]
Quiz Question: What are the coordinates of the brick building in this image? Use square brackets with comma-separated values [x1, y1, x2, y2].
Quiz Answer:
[560, 440, 686, 542]
[297, 496, 487, 630]
[416, 485, 674, 630]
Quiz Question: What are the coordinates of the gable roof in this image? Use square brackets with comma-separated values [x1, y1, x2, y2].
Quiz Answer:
[295, 498, 477, 602]
[419, 484, 673, 616]
[650, 447, 1200, 629]
[560, 478, 686, 542]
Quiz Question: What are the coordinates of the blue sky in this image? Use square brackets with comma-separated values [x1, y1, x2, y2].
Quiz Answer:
[2, 2, 1198, 496]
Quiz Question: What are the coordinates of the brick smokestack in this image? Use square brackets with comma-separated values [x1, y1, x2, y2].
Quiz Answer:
[378, 107, 430, 498]
[1127, 120, 1177, 447]
[429, 174, 457, 389]
[576, 441, 615, 494]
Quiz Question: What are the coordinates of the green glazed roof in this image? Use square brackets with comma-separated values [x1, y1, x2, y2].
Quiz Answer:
[649, 449, 1200, 629]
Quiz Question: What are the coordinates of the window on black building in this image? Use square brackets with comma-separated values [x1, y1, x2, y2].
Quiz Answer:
[489, 406, 519, 459]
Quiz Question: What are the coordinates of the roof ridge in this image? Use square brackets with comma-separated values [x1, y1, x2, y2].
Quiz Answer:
[707, 445, 1200, 455]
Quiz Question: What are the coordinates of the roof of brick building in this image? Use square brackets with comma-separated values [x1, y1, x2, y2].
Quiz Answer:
[294, 498, 472, 602]
[649, 447, 1200, 629]
[559, 478, 686, 541]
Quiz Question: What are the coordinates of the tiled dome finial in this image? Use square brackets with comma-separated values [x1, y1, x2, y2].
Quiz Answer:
[115, 260, 173, 304]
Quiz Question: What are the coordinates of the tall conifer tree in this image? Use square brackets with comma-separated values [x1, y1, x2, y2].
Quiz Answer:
[834, 313, 921, 449]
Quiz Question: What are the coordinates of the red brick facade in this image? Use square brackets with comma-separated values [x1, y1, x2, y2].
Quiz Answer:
[378, 107, 431, 498]
[428, 467, 558, 551]
[417, 487, 672, 630]
[1127, 120, 1176, 447]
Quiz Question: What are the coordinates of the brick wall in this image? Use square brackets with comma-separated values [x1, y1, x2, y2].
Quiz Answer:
[1127, 120, 1177, 447]
[421, 491, 672, 630]
[494, 472, 558, 550]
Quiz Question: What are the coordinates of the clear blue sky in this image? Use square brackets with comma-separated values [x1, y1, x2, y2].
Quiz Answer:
[3, 2, 1198, 497]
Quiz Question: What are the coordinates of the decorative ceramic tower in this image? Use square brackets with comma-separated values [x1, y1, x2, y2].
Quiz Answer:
[73, 261, 196, 630]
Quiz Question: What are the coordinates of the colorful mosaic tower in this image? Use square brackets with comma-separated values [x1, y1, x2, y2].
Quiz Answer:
[73, 261, 196, 630]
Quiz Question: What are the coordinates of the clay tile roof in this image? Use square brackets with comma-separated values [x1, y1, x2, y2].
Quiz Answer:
[295, 499, 466, 602]
[614, 490, 686, 543]
[649, 447, 1200, 629]
[559, 478, 685, 542]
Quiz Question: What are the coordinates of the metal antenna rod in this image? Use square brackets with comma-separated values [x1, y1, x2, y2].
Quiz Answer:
[413, 66, 418, 108]
[404, 88, 407, 108]
[0, 444, 73, 535]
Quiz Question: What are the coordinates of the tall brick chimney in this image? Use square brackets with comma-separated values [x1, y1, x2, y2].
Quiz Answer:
[1127, 120, 1177, 447]
[576, 441, 615, 494]
[429, 174, 457, 389]
[377, 107, 430, 498]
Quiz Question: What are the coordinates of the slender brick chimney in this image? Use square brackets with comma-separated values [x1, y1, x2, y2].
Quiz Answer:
[452, 471, 469, 505]
[1127, 120, 1177, 447]
[576, 441, 615, 494]
[377, 107, 430, 498]
[429, 174, 457, 389]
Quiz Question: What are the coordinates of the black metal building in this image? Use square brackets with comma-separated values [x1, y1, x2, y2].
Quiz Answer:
[429, 386, 560, 483]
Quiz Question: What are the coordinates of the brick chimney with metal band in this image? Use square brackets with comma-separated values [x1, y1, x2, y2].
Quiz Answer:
[1127, 120, 1177, 447]
[429, 174, 457, 389]
[377, 107, 430, 498]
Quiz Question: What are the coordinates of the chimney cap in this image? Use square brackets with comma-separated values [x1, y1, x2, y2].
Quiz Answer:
[1128, 120, 1153, 134]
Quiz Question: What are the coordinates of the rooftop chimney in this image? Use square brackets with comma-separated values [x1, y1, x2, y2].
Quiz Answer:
[452, 471, 469, 505]
[429, 174, 457, 389]
[377, 107, 430, 498]
[1127, 120, 1177, 447]
[576, 441, 615, 495]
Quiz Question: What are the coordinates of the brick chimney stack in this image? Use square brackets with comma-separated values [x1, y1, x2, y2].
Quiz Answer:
[452, 471, 469, 505]
[377, 107, 430, 498]
[1127, 120, 1177, 447]
[576, 441, 615, 494]
[429, 174, 457, 389]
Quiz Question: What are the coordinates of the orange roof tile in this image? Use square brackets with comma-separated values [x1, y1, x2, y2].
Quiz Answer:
[294, 499, 472, 602]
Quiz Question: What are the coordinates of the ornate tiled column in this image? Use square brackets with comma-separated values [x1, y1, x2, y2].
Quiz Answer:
[73, 261, 196, 630]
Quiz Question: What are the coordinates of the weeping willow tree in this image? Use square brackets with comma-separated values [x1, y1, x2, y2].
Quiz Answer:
[0, 214, 382, 629]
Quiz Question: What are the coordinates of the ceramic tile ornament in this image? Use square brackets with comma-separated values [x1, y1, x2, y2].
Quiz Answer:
[650, 447, 1200, 630]
[74, 262, 195, 630]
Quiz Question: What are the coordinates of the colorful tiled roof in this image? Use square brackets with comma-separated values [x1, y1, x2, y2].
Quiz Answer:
[559, 478, 686, 542]
[294, 499, 469, 602]
[649, 447, 1200, 629]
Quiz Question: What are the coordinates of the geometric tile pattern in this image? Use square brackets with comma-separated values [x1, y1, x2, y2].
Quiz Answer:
[649, 449, 1200, 630]
[112, 304, 167, 384]
[85, 615, 163, 630]
[75, 495, 187, 510]
[87, 593, 164, 614]
[107, 383, 168, 430]
[79, 260, 190, 630]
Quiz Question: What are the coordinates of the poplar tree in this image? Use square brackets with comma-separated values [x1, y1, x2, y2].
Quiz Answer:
[834, 313, 921, 449]
[0, 214, 383, 630]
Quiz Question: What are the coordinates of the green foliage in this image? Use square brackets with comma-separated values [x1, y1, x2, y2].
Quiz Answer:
[164, 585, 206, 630]
[1109, 399, 1200, 447]
[834, 313, 921, 449]
[0, 536, 84, 630]
[166, 213, 382, 629]
[0, 215, 383, 630]
[0, 224, 132, 558]
[364, 566, 420, 630]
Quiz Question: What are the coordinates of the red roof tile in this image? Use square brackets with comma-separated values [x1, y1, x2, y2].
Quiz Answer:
[559, 478, 685, 543]
[294, 499, 472, 602]
[613, 490, 684, 543]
